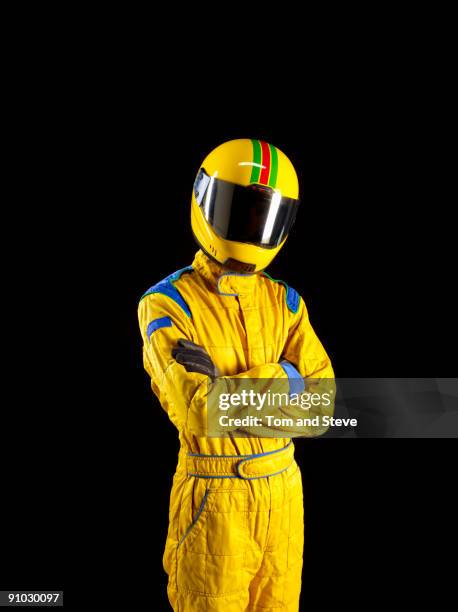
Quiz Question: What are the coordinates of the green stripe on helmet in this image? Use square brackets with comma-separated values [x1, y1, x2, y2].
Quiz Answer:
[268, 144, 278, 188]
[250, 139, 262, 183]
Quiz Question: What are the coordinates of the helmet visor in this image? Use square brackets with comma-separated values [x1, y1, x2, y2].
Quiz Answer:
[194, 169, 299, 248]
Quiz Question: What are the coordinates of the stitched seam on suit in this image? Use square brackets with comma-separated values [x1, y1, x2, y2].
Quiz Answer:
[185, 378, 208, 431]
[177, 488, 206, 548]
[243, 491, 248, 593]
[189, 454, 248, 460]
[285, 495, 292, 589]
[174, 477, 188, 594]
[199, 342, 277, 349]
[237, 466, 291, 480]
[239, 453, 291, 473]
[239, 457, 287, 471]
[188, 472, 239, 478]
[184, 303, 281, 315]
[249, 570, 289, 578]
[159, 360, 173, 388]
[265, 473, 273, 556]
[204, 500, 208, 605]
[178, 490, 249, 597]
[182, 551, 247, 557]
[247, 603, 287, 609]
[177, 587, 248, 597]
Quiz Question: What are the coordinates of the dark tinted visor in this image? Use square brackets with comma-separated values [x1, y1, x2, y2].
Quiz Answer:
[194, 169, 299, 248]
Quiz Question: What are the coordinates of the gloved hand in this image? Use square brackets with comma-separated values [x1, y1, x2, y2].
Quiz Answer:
[172, 338, 219, 379]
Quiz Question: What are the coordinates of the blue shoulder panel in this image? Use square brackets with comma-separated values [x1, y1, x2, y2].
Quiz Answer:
[286, 286, 300, 314]
[262, 272, 301, 314]
[140, 265, 193, 318]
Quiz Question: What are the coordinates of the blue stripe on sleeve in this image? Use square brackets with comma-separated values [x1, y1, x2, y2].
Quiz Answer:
[147, 316, 172, 341]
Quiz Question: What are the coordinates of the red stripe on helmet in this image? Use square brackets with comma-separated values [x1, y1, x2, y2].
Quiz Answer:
[259, 141, 271, 185]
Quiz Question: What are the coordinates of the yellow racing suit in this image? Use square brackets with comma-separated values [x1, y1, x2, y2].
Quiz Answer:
[138, 250, 334, 611]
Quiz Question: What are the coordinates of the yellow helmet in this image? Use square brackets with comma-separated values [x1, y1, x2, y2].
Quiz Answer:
[191, 139, 300, 273]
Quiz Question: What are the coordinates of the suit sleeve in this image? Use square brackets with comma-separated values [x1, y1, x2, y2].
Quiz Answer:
[138, 293, 211, 434]
[281, 295, 334, 379]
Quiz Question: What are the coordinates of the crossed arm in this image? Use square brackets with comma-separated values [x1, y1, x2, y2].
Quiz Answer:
[139, 293, 334, 436]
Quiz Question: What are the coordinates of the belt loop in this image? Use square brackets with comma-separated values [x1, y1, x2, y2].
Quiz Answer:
[237, 442, 294, 480]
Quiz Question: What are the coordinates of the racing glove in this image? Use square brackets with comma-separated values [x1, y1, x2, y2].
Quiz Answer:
[172, 338, 219, 379]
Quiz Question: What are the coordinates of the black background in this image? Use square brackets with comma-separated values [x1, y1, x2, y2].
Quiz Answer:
[1, 52, 456, 610]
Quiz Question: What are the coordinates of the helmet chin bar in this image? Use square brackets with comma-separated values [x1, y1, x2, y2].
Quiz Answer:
[191, 233, 257, 273]
[191, 233, 222, 266]
[223, 258, 256, 273]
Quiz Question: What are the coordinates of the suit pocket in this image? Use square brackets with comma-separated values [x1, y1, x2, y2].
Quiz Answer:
[177, 487, 210, 549]
[177, 486, 249, 595]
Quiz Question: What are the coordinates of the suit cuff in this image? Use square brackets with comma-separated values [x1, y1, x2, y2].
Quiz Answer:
[280, 360, 305, 395]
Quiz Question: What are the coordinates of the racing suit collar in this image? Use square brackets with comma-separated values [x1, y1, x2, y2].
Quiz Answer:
[192, 250, 257, 296]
